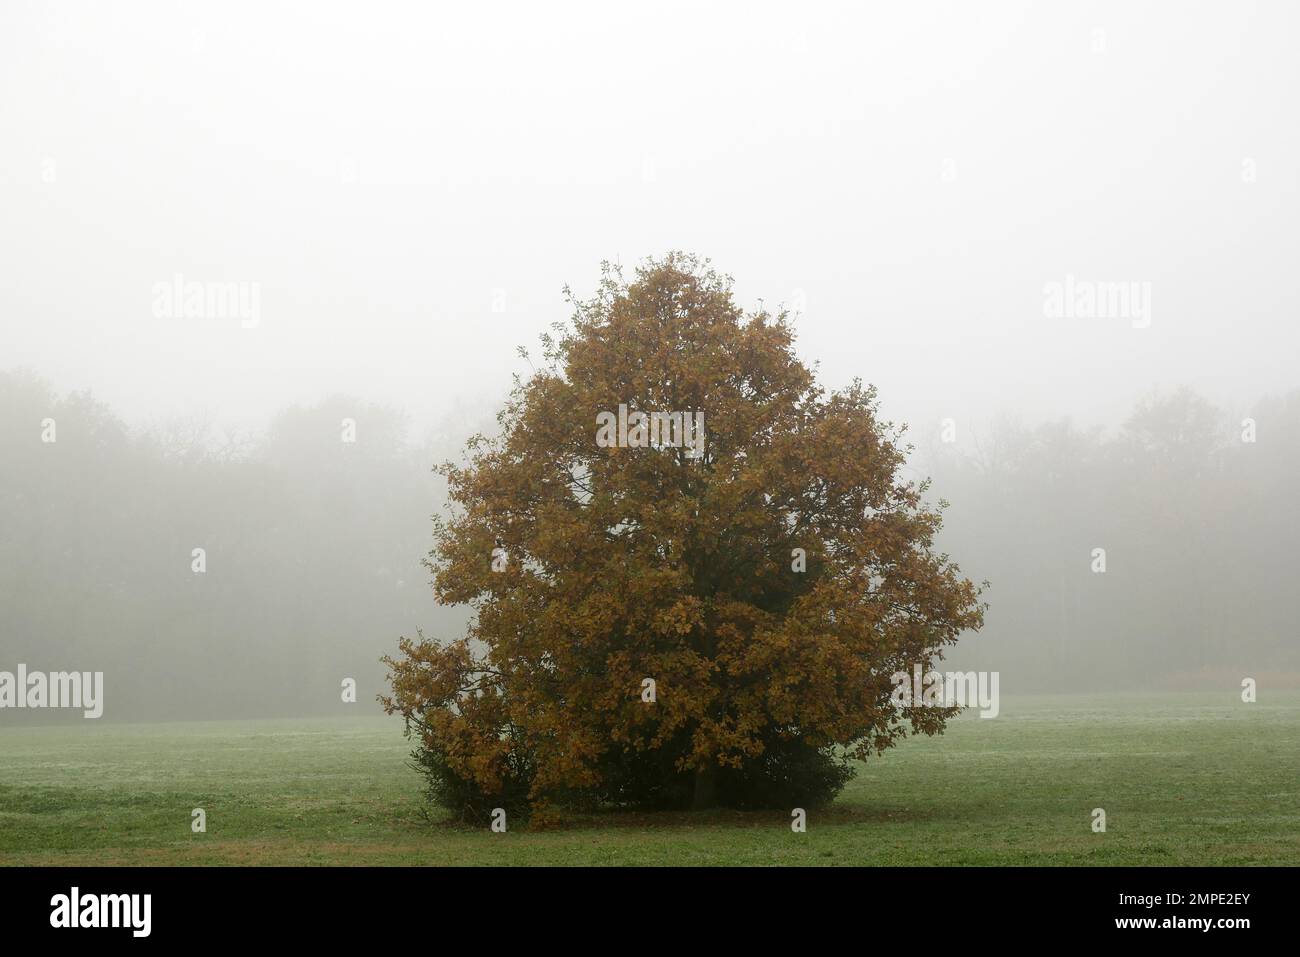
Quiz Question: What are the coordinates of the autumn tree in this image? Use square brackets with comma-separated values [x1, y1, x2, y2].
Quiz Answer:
[382, 253, 985, 820]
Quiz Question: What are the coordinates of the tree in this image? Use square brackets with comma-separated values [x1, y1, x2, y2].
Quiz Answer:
[382, 253, 986, 820]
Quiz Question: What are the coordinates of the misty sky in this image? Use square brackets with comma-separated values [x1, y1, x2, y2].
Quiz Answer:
[2, 0, 1297, 439]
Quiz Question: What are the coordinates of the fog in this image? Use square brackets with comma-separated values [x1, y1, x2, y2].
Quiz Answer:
[2, 1, 1298, 720]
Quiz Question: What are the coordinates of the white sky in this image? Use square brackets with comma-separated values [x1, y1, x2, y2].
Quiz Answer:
[2, 0, 1297, 440]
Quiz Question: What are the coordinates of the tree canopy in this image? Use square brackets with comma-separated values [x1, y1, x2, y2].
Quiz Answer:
[382, 253, 986, 819]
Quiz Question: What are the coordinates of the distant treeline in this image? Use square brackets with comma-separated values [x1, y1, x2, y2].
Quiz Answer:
[2, 370, 1296, 721]
[927, 387, 1300, 691]
[0, 369, 477, 722]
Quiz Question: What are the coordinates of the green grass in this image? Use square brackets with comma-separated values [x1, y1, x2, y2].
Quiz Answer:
[1, 693, 1297, 865]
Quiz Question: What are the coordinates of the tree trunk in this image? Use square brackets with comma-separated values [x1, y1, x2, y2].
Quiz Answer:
[691, 762, 718, 810]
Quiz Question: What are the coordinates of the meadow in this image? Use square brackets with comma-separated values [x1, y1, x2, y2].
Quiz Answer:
[1, 693, 1296, 866]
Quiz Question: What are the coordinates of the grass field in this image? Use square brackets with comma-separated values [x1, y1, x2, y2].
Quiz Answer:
[1, 693, 1297, 866]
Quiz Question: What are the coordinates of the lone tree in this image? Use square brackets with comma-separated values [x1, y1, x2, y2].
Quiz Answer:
[382, 253, 985, 821]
